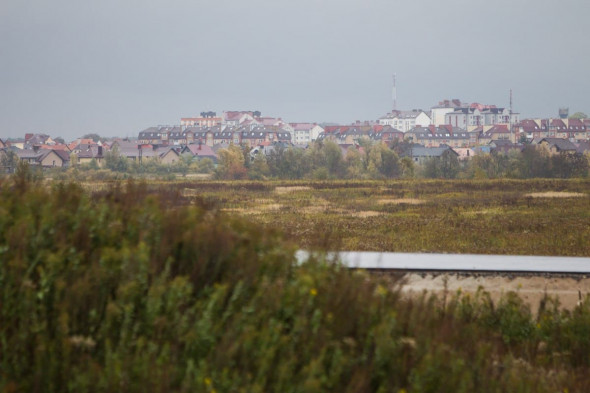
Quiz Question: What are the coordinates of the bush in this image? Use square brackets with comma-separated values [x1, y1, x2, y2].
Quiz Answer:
[1, 170, 590, 392]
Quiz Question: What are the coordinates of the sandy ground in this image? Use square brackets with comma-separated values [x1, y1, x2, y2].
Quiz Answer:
[400, 273, 590, 311]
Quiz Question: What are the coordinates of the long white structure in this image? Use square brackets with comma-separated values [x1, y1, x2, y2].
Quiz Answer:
[297, 251, 590, 274]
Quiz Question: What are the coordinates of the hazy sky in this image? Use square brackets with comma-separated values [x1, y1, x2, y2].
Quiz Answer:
[2, 0, 589, 140]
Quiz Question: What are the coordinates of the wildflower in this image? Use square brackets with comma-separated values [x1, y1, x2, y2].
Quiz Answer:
[310, 288, 318, 296]
[204, 378, 212, 386]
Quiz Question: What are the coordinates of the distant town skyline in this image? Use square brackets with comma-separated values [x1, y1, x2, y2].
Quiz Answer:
[2, 0, 589, 140]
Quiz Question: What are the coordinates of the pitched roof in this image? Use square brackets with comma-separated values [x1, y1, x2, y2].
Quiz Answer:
[483, 125, 510, 135]
[539, 138, 578, 151]
[409, 146, 457, 158]
[184, 143, 217, 158]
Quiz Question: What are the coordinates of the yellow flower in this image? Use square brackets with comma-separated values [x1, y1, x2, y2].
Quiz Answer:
[204, 377, 212, 386]
[310, 288, 318, 296]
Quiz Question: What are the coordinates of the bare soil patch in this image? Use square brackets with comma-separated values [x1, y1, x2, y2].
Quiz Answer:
[275, 186, 312, 194]
[355, 211, 382, 218]
[526, 192, 586, 198]
[401, 273, 590, 311]
[377, 198, 424, 205]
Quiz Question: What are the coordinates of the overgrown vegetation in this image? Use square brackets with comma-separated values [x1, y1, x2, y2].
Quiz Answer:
[1, 167, 590, 392]
[171, 178, 590, 256]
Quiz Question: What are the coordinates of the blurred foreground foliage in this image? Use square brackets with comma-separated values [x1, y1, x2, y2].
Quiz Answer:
[1, 165, 590, 392]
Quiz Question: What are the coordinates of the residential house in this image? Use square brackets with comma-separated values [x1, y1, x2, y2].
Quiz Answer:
[181, 143, 218, 163]
[567, 118, 588, 142]
[488, 140, 524, 155]
[180, 112, 222, 127]
[403, 145, 459, 165]
[182, 126, 214, 146]
[158, 147, 181, 165]
[38, 149, 70, 168]
[538, 138, 578, 155]
[476, 125, 513, 145]
[167, 126, 185, 145]
[222, 111, 258, 126]
[15, 148, 69, 168]
[138, 127, 165, 145]
[7, 139, 25, 149]
[513, 119, 545, 142]
[212, 126, 240, 145]
[514, 118, 588, 142]
[15, 149, 39, 165]
[239, 126, 291, 148]
[369, 125, 404, 144]
[319, 125, 373, 145]
[111, 140, 141, 161]
[452, 147, 475, 161]
[24, 133, 54, 148]
[77, 145, 105, 167]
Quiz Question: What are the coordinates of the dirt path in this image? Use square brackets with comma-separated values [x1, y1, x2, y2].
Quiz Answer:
[401, 273, 590, 310]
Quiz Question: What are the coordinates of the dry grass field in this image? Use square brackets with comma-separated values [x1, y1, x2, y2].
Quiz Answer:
[164, 178, 590, 256]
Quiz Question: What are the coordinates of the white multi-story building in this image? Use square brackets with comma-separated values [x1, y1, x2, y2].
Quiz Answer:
[378, 110, 431, 132]
[445, 104, 519, 130]
[430, 99, 462, 126]
[290, 123, 324, 144]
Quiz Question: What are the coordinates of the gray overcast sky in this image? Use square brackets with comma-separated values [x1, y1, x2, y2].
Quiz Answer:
[1, 0, 589, 140]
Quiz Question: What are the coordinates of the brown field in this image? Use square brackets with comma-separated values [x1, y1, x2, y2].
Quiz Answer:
[159, 178, 590, 257]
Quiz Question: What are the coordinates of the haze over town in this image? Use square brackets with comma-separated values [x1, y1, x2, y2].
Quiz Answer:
[2, 0, 589, 140]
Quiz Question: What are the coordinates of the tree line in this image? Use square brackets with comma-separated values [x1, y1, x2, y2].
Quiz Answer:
[214, 140, 590, 180]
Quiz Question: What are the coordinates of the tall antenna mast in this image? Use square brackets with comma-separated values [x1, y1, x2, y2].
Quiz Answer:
[392, 74, 397, 112]
[509, 88, 514, 138]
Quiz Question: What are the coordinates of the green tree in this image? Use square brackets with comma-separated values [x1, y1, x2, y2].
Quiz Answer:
[345, 147, 364, 179]
[323, 140, 345, 177]
[519, 145, 551, 178]
[82, 133, 103, 142]
[439, 150, 460, 178]
[104, 146, 129, 172]
[400, 156, 415, 178]
[215, 144, 247, 179]
[571, 112, 588, 119]
[249, 151, 270, 180]
[550, 152, 589, 178]
[194, 158, 215, 174]
[422, 150, 460, 179]
[0, 149, 19, 174]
